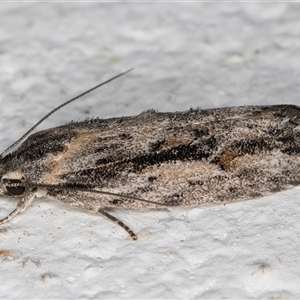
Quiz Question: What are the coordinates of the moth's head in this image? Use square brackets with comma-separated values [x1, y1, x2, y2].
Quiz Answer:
[0, 170, 26, 197]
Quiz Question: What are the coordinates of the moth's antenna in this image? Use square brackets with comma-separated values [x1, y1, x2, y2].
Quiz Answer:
[81, 189, 172, 207]
[34, 183, 172, 207]
[1, 68, 134, 158]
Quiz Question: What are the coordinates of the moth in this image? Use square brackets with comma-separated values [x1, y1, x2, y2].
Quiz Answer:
[1, 69, 300, 240]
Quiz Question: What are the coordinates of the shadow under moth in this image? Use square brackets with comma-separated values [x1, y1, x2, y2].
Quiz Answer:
[1, 69, 300, 240]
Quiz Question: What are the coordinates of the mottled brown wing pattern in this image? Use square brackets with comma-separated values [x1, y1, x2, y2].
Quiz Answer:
[9, 105, 300, 212]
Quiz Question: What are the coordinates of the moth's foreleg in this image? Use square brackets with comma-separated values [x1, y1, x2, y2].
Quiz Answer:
[0, 193, 35, 225]
[98, 208, 137, 240]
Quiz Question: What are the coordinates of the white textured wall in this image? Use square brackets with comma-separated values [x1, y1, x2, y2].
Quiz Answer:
[0, 3, 300, 299]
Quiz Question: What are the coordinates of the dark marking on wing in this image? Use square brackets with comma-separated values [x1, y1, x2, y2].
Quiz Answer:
[15, 129, 75, 161]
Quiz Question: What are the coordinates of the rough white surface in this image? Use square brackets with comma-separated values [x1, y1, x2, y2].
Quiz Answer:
[0, 3, 300, 299]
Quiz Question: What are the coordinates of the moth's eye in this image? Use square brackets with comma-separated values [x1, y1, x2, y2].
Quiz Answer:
[6, 186, 26, 196]
[1, 172, 26, 196]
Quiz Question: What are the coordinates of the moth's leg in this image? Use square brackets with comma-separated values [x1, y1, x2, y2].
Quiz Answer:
[98, 208, 137, 240]
[0, 193, 35, 225]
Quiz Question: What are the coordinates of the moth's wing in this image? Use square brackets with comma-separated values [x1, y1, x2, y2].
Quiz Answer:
[12, 105, 300, 209]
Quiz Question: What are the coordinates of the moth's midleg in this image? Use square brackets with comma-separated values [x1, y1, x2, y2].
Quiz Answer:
[0, 193, 35, 225]
[98, 208, 137, 240]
